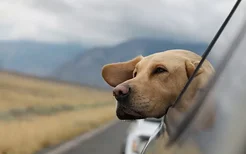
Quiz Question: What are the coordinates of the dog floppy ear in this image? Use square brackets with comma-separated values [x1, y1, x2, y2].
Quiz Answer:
[185, 60, 203, 79]
[102, 55, 143, 87]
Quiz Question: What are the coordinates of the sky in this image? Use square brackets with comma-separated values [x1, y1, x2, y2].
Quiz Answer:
[0, 0, 245, 47]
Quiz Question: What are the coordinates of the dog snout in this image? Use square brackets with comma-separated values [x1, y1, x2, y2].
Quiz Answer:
[113, 84, 130, 101]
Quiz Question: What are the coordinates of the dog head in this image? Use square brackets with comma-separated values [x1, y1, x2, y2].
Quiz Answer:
[102, 50, 214, 120]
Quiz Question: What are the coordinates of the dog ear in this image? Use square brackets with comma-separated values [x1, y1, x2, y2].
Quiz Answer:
[102, 55, 143, 87]
[185, 60, 203, 79]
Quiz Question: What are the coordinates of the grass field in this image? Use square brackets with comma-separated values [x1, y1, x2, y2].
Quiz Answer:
[0, 71, 116, 154]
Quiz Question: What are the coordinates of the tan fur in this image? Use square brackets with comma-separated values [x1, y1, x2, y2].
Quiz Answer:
[101, 49, 215, 133]
[102, 56, 143, 87]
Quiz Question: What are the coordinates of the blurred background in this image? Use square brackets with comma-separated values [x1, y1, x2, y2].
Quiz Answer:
[0, 0, 242, 154]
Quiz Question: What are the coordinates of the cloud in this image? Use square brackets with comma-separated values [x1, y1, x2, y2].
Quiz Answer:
[0, 0, 245, 47]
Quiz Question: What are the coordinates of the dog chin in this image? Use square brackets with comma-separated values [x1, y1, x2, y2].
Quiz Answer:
[116, 108, 144, 120]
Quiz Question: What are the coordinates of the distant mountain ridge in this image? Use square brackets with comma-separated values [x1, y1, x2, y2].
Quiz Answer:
[0, 39, 209, 88]
[0, 40, 83, 76]
[53, 38, 208, 88]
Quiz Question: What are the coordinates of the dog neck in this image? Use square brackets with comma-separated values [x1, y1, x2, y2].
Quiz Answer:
[164, 99, 191, 136]
[164, 89, 215, 137]
[164, 88, 201, 136]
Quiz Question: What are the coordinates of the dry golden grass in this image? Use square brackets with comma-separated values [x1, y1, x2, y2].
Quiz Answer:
[0, 71, 116, 154]
[0, 71, 113, 111]
[0, 106, 116, 154]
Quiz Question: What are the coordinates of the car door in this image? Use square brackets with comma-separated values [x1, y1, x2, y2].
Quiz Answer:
[141, 0, 246, 154]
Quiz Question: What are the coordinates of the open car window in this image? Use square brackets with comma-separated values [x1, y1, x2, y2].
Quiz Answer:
[175, 18, 246, 154]
[142, 1, 246, 154]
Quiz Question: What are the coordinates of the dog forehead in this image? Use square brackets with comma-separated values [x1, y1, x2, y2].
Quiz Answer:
[139, 51, 185, 65]
[135, 54, 181, 73]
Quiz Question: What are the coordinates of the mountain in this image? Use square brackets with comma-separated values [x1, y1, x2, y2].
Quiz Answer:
[53, 38, 208, 88]
[0, 40, 83, 76]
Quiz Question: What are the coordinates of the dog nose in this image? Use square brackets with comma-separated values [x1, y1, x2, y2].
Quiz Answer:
[113, 85, 130, 101]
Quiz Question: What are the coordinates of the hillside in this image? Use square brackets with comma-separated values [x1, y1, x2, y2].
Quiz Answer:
[53, 38, 208, 88]
[0, 40, 83, 76]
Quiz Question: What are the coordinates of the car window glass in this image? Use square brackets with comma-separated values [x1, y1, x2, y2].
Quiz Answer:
[142, 1, 246, 154]
[177, 18, 246, 154]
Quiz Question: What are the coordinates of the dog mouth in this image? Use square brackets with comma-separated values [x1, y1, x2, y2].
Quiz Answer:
[116, 104, 144, 120]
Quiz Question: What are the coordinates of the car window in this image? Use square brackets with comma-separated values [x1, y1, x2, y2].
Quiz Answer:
[176, 18, 246, 154]
[142, 1, 246, 154]
[207, 0, 246, 69]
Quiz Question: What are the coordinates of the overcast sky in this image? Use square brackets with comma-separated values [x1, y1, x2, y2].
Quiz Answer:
[0, 0, 245, 47]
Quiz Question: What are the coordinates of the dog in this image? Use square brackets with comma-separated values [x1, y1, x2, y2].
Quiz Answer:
[101, 49, 215, 136]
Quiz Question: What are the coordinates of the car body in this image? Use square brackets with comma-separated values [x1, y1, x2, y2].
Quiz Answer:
[122, 118, 161, 154]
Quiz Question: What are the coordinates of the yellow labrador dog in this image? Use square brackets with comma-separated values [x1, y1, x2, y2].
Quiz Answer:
[101, 49, 215, 133]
